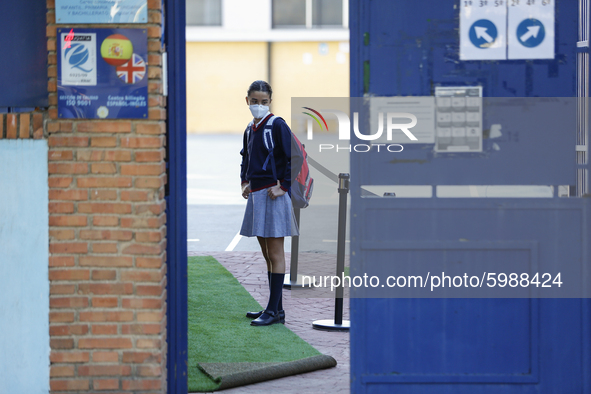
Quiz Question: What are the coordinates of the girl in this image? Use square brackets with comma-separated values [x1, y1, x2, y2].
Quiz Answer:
[239, 80, 302, 326]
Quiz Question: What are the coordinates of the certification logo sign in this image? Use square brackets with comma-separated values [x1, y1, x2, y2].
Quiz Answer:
[516, 18, 545, 48]
[469, 19, 498, 49]
[60, 32, 97, 86]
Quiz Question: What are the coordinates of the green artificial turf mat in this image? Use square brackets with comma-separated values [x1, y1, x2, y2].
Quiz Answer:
[188, 256, 335, 392]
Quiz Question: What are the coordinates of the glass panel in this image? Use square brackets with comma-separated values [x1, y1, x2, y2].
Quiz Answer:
[186, 0, 222, 26]
[272, 0, 306, 28]
[312, 0, 343, 27]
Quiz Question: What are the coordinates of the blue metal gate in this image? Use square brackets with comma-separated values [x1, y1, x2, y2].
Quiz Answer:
[349, 1, 591, 392]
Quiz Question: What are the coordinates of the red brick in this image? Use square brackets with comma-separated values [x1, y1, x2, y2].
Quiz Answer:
[77, 177, 132, 188]
[48, 150, 73, 161]
[78, 203, 132, 214]
[79, 256, 133, 268]
[135, 175, 167, 188]
[90, 189, 118, 200]
[120, 163, 165, 176]
[137, 339, 162, 349]
[49, 229, 76, 241]
[48, 177, 73, 188]
[50, 380, 89, 391]
[77, 121, 132, 133]
[91, 297, 119, 308]
[104, 150, 132, 161]
[91, 270, 117, 280]
[122, 351, 161, 363]
[148, 65, 162, 79]
[91, 136, 118, 147]
[50, 352, 90, 363]
[49, 242, 88, 254]
[33, 113, 43, 136]
[49, 202, 75, 214]
[93, 216, 119, 226]
[19, 114, 30, 138]
[137, 311, 165, 322]
[92, 352, 119, 363]
[78, 338, 133, 349]
[149, 107, 166, 120]
[136, 122, 165, 135]
[50, 284, 76, 295]
[93, 379, 120, 390]
[49, 312, 75, 323]
[50, 297, 89, 308]
[80, 311, 134, 323]
[122, 243, 165, 256]
[80, 230, 133, 241]
[135, 150, 165, 162]
[6, 114, 17, 138]
[78, 283, 133, 295]
[136, 284, 164, 296]
[51, 338, 74, 349]
[49, 215, 87, 227]
[91, 324, 118, 335]
[121, 190, 153, 201]
[50, 324, 88, 336]
[50, 365, 75, 377]
[135, 230, 164, 243]
[121, 216, 165, 229]
[77, 150, 103, 161]
[49, 189, 88, 201]
[92, 243, 119, 254]
[148, 81, 162, 94]
[121, 323, 162, 335]
[91, 163, 117, 174]
[49, 269, 90, 281]
[148, 39, 161, 51]
[147, 0, 160, 9]
[47, 121, 73, 133]
[135, 201, 166, 215]
[49, 162, 88, 174]
[79, 365, 131, 376]
[138, 365, 162, 377]
[48, 136, 89, 147]
[121, 136, 163, 148]
[49, 256, 76, 267]
[122, 379, 161, 391]
[122, 298, 162, 309]
[48, 79, 57, 92]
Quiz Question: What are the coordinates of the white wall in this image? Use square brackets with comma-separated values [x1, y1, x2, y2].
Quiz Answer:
[0, 140, 49, 393]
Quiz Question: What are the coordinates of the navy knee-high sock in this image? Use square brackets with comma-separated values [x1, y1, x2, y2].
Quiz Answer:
[266, 273, 285, 314]
[267, 271, 283, 311]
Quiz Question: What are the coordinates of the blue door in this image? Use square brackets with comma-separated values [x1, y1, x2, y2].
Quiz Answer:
[349, 1, 591, 392]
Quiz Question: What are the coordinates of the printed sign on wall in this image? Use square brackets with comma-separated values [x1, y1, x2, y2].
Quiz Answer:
[56, 0, 147, 24]
[460, 0, 508, 60]
[507, 0, 554, 59]
[58, 28, 148, 119]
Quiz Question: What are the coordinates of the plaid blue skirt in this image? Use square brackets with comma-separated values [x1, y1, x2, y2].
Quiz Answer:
[240, 187, 299, 238]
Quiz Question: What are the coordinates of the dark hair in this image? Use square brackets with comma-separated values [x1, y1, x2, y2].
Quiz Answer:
[247, 80, 272, 98]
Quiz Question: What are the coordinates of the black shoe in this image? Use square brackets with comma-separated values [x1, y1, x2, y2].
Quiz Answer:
[250, 310, 281, 326]
[246, 309, 285, 323]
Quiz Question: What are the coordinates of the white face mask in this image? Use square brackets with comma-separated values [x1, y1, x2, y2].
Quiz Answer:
[249, 104, 269, 119]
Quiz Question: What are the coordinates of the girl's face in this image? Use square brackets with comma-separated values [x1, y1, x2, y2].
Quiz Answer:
[245, 90, 272, 107]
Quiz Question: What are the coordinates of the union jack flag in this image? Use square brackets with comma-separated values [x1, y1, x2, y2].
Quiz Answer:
[116, 53, 146, 84]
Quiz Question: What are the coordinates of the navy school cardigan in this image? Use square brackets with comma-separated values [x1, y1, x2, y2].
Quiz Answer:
[240, 113, 303, 193]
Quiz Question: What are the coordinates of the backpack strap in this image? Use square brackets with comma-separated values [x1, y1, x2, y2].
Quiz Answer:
[262, 115, 278, 180]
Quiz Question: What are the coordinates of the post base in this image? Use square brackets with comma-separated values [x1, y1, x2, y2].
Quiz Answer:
[283, 274, 308, 289]
[312, 319, 350, 332]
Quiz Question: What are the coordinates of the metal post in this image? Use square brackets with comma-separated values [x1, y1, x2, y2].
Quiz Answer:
[284, 207, 305, 288]
[313, 173, 351, 331]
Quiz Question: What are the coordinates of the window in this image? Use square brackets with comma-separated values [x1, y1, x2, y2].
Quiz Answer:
[186, 0, 222, 26]
[272, 0, 346, 29]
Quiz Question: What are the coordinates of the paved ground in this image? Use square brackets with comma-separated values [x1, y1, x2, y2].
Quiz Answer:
[189, 251, 350, 393]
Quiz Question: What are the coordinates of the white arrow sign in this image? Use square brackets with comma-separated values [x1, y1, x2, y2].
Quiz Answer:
[520, 25, 541, 42]
[475, 26, 494, 43]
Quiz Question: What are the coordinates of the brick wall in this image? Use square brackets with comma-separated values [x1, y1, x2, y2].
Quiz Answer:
[46, 0, 168, 392]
